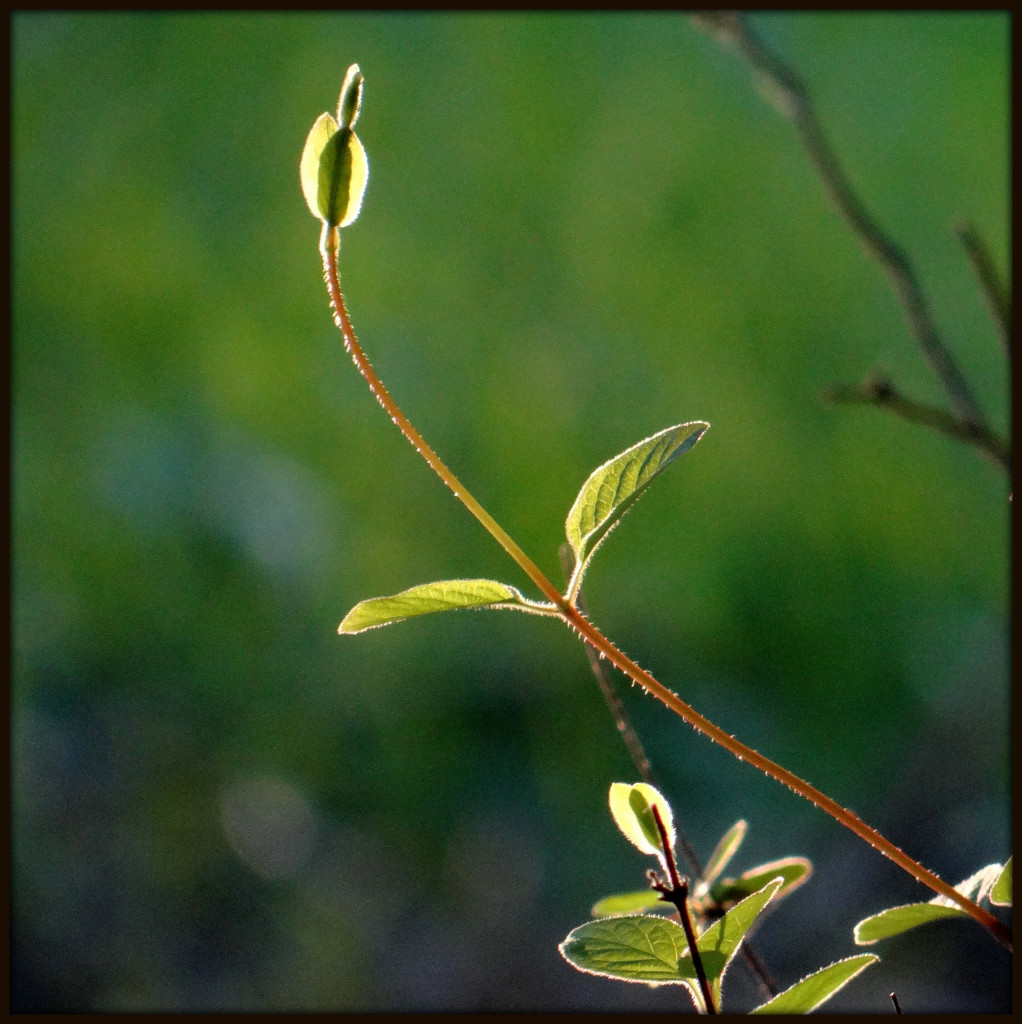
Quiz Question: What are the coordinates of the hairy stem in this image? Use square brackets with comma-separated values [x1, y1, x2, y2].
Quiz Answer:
[321, 229, 1011, 952]
[320, 226, 568, 613]
[561, 546, 778, 998]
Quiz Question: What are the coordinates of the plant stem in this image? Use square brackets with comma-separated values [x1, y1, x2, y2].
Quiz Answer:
[320, 229, 1012, 953]
[825, 376, 1010, 473]
[558, 548, 660, 788]
[651, 805, 716, 1014]
[955, 221, 1010, 357]
[562, 547, 778, 998]
[698, 13, 987, 430]
[320, 226, 568, 614]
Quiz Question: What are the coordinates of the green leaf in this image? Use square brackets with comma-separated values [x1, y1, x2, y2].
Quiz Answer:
[701, 820, 748, 888]
[336, 63, 364, 129]
[608, 782, 675, 859]
[339, 579, 529, 634]
[562, 878, 784, 1012]
[300, 68, 369, 229]
[300, 111, 340, 220]
[564, 422, 709, 576]
[709, 857, 812, 908]
[853, 902, 967, 944]
[591, 890, 671, 917]
[853, 862, 1004, 945]
[991, 857, 1011, 907]
[558, 915, 699, 986]
[697, 876, 784, 1006]
[317, 127, 369, 228]
[750, 954, 879, 1014]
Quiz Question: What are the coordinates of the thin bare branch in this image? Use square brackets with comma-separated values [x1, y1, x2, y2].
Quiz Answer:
[956, 221, 1010, 356]
[824, 374, 1010, 472]
[695, 12, 988, 430]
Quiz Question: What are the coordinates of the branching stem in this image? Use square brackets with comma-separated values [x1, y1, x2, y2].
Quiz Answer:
[650, 805, 715, 1014]
[320, 228, 1012, 953]
[696, 13, 1009, 478]
[825, 376, 1010, 472]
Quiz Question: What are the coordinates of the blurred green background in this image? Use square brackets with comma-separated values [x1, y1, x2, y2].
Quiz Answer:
[12, 12, 1009, 1012]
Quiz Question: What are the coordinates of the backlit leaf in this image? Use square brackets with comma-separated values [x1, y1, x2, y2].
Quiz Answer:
[709, 857, 812, 908]
[700, 820, 748, 888]
[853, 863, 1003, 944]
[853, 902, 966, 944]
[565, 422, 709, 577]
[339, 579, 529, 634]
[608, 782, 675, 859]
[337, 63, 364, 129]
[697, 876, 784, 1006]
[316, 127, 369, 228]
[558, 915, 698, 986]
[990, 858, 1011, 906]
[751, 954, 879, 1014]
[300, 111, 339, 220]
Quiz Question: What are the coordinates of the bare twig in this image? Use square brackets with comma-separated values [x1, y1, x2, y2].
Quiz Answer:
[825, 374, 1010, 472]
[956, 221, 1010, 356]
[694, 13, 1001, 443]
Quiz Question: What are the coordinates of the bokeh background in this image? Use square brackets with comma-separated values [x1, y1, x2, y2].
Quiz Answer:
[12, 12, 1009, 1012]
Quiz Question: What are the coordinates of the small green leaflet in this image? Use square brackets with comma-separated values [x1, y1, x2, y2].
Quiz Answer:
[339, 579, 531, 634]
[990, 857, 1011, 906]
[608, 782, 675, 859]
[853, 902, 967, 945]
[700, 820, 748, 888]
[853, 862, 1004, 945]
[750, 954, 879, 1014]
[559, 915, 697, 986]
[697, 876, 783, 1007]
[564, 422, 709, 585]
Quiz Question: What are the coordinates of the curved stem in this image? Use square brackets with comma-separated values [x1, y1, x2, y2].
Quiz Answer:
[320, 227, 1011, 952]
[320, 226, 568, 613]
[555, 604, 1012, 951]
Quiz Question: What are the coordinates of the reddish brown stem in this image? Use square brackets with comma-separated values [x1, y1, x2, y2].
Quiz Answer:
[321, 230, 1011, 953]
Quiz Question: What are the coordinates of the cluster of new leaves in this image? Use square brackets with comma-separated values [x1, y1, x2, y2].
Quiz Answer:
[558, 783, 878, 1014]
[339, 422, 709, 633]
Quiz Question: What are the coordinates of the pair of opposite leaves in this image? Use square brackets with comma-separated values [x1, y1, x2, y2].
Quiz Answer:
[301, 64, 369, 230]
[300, 68, 710, 634]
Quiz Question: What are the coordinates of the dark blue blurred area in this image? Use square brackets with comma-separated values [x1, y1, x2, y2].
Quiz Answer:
[13, 12, 1009, 1011]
